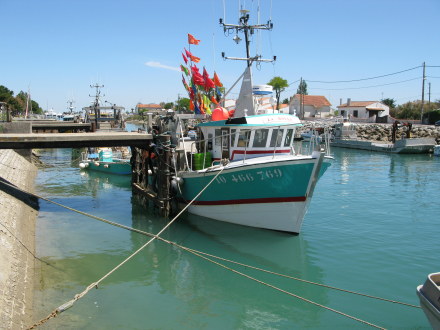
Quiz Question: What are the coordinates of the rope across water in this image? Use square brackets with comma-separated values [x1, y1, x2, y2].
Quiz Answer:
[0, 176, 415, 329]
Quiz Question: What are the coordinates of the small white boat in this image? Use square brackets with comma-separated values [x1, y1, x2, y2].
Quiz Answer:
[416, 272, 440, 329]
[301, 130, 322, 143]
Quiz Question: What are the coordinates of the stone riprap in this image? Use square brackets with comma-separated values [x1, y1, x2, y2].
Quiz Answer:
[298, 121, 440, 144]
[0, 150, 38, 329]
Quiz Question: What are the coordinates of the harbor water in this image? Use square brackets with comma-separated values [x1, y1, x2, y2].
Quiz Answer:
[33, 143, 440, 329]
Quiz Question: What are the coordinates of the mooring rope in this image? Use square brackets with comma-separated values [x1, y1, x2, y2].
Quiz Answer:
[0, 177, 414, 329]
[11, 174, 417, 311]
[180, 248, 386, 329]
[26, 168, 224, 329]
[183, 247, 421, 309]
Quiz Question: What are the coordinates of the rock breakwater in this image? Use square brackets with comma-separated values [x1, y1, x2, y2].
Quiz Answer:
[299, 121, 440, 144]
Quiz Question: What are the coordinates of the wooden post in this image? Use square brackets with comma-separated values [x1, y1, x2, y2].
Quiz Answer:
[156, 135, 171, 217]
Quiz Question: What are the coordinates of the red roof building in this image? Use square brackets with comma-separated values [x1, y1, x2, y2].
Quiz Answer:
[135, 103, 162, 113]
[289, 94, 332, 118]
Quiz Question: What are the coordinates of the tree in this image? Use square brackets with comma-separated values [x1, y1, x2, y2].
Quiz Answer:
[163, 102, 174, 110]
[381, 98, 396, 109]
[176, 97, 190, 112]
[392, 100, 440, 120]
[0, 85, 14, 103]
[282, 98, 289, 104]
[296, 80, 308, 95]
[31, 100, 43, 114]
[267, 76, 288, 110]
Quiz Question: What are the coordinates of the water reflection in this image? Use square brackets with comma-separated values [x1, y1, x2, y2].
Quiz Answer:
[129, 203, 329, 328]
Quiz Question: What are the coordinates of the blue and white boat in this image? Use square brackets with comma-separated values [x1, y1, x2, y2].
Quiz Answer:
[174, 10, 332, 234]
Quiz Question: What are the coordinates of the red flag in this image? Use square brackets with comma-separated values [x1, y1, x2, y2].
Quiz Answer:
[189, 99, 194, 111]
[182, 53, 188, 64]
[192, 73, 204, 86]
[203, 67, 215, 90]
[211, 95, 219, 105]
[191, 65, 200, 74]
[213, 72, 223, 87]
[188, 33, 200, 45]
[184, 48, 191, 57]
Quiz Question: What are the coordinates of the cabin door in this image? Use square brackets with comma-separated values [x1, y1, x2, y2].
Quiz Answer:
[221, 128, 230, 159]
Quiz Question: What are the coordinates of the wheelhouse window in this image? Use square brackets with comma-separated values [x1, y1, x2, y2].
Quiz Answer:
[215, 129, 221, 146]
[252, 129, 269, 148]
[230, 129, 237, 147]
[270, 128, 284, 147]
[284, 129, 294, 147]
[237, 129, 250, 147]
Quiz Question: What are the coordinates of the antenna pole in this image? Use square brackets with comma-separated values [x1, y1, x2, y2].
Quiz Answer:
[241, 14, 251, 67]
[220, 9, 274, 66]
[420, 62, 425, 123]
[89, 83, 104, 129]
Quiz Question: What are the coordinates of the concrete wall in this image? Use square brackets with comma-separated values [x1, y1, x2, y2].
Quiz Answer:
[0, 150, 38, 329]
[0, 122, 32, 134]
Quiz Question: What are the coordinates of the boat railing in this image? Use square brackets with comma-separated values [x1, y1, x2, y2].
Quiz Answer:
[184, 123, 317, 171]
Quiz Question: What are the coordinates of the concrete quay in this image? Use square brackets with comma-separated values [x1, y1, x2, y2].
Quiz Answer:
[0, 150, 38, 329]
[0, 131, 152, 149]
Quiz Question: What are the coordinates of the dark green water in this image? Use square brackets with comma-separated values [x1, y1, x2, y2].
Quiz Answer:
[33, 146, 440, 329]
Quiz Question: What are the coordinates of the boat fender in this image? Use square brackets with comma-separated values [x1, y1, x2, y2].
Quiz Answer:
[103, 164, 109, 168]
[171, 177, 184, 193]
[94, 162, 100, 166]
[79, 162, 89, 169]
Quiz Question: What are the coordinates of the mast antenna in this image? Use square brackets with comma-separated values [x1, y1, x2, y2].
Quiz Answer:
[220, 8, 275, 67]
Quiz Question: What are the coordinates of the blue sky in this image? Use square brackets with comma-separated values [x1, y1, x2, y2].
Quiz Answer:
[2, 0, 439, 113]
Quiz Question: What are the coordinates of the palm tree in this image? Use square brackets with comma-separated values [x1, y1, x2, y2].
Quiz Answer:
[267, 76, 288, 110]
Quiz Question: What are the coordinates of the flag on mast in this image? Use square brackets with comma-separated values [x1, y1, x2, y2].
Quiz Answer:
[188, 33, 200, 45]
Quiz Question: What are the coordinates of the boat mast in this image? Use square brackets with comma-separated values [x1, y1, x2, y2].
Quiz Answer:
[67, 100, 75, 113]
[220, 9, 275, 67]
[219, 8, 275, 117]
[90, 83, 104, 128]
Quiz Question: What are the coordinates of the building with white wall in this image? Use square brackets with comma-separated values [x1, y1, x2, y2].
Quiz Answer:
[289, 94, 332, 118]
[337, 101, 390, 123]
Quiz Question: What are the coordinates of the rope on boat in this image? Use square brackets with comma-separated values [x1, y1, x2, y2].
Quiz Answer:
[1, 176, 413, 329]
[26, 168, 224, 329]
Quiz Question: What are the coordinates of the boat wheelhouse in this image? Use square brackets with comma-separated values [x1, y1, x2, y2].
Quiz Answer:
[195, 113, 301, 162]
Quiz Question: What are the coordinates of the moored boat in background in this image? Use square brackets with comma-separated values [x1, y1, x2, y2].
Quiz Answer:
[79, 147, 131, 175]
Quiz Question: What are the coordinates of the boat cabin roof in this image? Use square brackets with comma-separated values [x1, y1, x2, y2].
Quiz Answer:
[197, 113, 302, 128]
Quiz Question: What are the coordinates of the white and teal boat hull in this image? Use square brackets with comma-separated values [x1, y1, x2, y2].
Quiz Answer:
[178, 151, 330, 233]
[80, 159, 132, 175]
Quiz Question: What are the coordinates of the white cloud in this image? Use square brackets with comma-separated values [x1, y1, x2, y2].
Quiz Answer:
[145, 61, 180, 72]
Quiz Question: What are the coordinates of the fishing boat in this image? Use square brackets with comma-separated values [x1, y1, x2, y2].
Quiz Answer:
[79, 147, 131, 175]
[416, 272, 440, 329]
[172, 9, 332, 234]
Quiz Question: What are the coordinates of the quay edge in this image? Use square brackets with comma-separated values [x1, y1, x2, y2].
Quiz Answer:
[0, 149, 38, 329]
